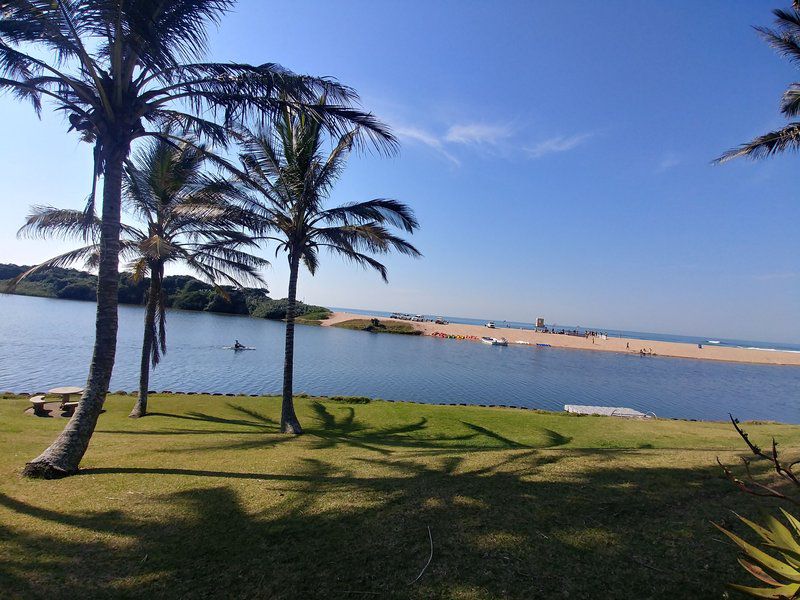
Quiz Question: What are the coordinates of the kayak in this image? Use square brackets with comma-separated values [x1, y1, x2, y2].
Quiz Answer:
[223, 346, 256, 351]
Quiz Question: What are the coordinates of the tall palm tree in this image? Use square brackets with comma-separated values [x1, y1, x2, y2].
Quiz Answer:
[717, 2, 800, 162]
[236, 105, 421, 434]
[16, 137, 268, 419]
[0, 1, 395, 478]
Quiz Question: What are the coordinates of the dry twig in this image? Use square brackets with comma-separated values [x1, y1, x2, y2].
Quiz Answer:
[717, 414, 800, 506]
[409, 526, 434, 585]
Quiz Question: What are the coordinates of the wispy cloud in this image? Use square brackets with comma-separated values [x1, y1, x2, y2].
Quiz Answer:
[395, 126, 461, 166]
[395, 118, 594, 165]
[444, 123, 512, 145]
[657, 153, 681, 173]
[394, 126, 440, 149]
[526, 133, 593, 159]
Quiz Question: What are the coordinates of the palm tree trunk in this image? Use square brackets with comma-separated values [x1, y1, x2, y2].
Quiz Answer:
[130, 273, 159, 418]
[280, 253, 303, 434]
[22, 149, 125, 479]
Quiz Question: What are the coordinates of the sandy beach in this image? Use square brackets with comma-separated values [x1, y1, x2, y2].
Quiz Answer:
[322, 312, 800, 366]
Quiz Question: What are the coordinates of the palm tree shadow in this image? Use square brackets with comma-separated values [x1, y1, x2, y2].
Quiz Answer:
[125, 404, 285, 453]
[460, 422, 572, 449]
[0, 455, 757, 599]
[147, 403, 279, 431]
[305, 402, 489, 456]
[152, 402, 575, 457]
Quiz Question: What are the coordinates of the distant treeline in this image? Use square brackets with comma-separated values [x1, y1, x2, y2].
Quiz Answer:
[0, 263, 330, 321]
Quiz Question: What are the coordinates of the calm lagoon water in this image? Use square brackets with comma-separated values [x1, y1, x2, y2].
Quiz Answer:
[1, 294, 799, 423]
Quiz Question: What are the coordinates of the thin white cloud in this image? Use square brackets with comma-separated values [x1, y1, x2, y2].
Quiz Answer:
[657, 153, 681, 172]
[526, 133, 593, 159]
[444, 123, 512, 145]
[394, 126, 441, 149]
[394, 126, 461, 166]
[396, 120, 593, 165]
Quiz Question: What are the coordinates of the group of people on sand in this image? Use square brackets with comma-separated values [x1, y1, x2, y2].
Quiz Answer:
[430, 332, 480, 341]
[539, 327, 608, 339]
[624, 342, 657, 356]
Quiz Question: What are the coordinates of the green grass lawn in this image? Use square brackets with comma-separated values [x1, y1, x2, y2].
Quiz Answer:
[1, 394, 798, 599]
[332, 318, 422, 334]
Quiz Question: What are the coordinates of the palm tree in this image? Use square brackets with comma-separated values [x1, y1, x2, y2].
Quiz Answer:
[122, 137, 268, 418]
[717, 2, 800, 162]
[16, 137, 268, 419]
[236, 105, 421, 434]
[0, 1, 395, 478]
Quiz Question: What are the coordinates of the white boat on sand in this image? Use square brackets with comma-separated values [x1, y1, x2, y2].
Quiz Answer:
[481, 336, 508, 346]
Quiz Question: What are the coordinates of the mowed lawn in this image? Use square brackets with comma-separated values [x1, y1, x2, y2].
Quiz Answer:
[2, 395, 799, 599]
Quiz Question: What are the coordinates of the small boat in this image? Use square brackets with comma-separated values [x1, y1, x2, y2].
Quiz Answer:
[223, 345, 256, 351]
[481, 336, 508, 346]
[536, 343, 551, 348]
[486, 321, 496, 329]
[514, 340, 531, 345]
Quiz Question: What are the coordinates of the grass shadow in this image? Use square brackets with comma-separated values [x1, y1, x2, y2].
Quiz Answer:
[0, 451, 766, 599]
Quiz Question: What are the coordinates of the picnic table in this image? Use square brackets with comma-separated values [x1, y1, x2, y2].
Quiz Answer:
[48, 386, 84, 410]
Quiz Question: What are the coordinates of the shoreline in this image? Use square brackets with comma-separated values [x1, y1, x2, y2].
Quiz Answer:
[4, 391, 793, 424]
[322, 312, 800, 366]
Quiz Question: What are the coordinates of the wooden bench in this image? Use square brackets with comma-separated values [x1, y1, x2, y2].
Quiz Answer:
[62, 401, 80, 416]
[29, 395, 48, 417]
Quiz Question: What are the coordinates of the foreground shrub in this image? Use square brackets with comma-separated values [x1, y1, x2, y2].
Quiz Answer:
[718, 416, 800, 597]
[716, 511, 800, 598]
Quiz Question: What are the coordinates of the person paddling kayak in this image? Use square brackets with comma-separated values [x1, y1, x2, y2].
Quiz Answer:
[234, 339, 244, 350]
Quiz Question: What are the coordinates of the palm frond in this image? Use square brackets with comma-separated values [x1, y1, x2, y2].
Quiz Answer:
[300, 246, 319, 275]
[236, 99, 419, 287]
[17, 205, 98, 242]
[716, 123, 800, 162]
[317, 243, 389, 282]
[782, 84, 800, 117]
[316, 198, 419, 233]
[129, 257, 149, 283]
[756, 24, 800, 67]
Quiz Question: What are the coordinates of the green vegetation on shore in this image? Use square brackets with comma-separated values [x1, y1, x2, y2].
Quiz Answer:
[1, 393, 796, 598]
[0, 263, 330, 322]
[295, 310, 334, 326]
[332, 317, 422, 335]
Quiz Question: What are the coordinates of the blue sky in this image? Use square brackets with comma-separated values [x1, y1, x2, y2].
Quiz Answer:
[2, 0, 799, 342]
